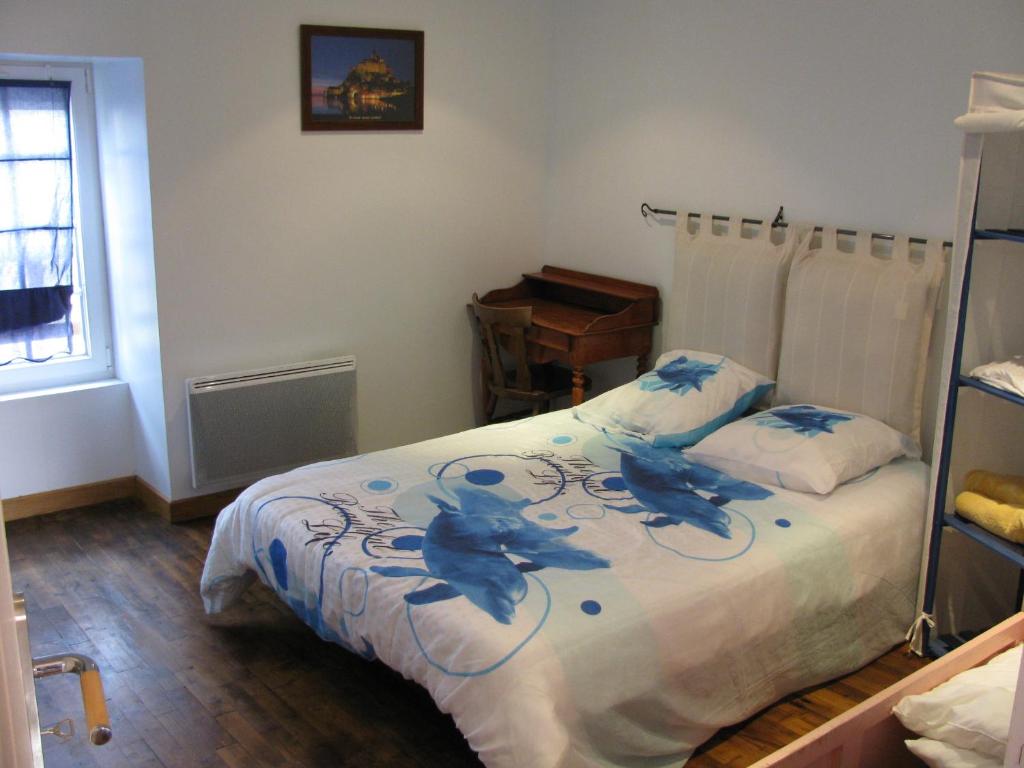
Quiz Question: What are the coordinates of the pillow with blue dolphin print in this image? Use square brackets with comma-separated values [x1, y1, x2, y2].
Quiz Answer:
[572, 349, 774, 448]
[686, 404, 921, 494]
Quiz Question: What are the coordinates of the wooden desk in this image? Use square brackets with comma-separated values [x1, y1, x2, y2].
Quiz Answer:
[478, 266, 660, 405]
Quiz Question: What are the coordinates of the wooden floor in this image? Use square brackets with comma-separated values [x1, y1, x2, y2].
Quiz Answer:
[5, 501, 929, 768]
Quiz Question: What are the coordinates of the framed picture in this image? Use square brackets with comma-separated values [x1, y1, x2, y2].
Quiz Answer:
[300, 25, 424, 131]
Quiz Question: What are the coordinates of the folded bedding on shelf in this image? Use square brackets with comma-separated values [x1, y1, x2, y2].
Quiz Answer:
[955, 492, 1024, 543]
[964, 469, 1024, 507]
[968, 356, 1024, 398]
[956, 470, 1024, 544]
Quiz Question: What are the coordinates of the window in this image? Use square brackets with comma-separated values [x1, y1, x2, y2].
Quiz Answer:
[0, 62, 111, 394]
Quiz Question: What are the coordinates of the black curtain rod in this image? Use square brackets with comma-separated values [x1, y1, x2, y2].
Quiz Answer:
[640, 202, 953, 248]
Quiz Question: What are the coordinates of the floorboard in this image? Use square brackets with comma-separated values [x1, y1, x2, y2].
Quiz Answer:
[5, 501, 929, 767]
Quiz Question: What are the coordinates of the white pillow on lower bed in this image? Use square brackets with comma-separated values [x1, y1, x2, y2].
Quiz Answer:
[893, 644, 1021, 760]
[905, 738, 1000, 768]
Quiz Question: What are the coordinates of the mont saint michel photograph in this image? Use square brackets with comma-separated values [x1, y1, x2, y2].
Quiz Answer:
[301, 25, 424, 131]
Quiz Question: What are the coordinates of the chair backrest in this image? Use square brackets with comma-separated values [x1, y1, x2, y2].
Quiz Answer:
[472, 294, 533, 393]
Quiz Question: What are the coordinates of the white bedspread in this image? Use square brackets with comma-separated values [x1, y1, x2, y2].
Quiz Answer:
[201, 410, 926, 767]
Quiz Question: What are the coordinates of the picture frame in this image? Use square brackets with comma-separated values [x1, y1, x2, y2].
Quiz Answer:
[300, 24, 424, 131]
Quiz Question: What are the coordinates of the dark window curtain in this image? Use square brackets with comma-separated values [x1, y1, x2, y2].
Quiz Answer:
[0, 79, 74, 364]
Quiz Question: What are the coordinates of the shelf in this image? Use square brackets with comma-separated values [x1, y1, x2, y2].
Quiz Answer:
[921, 103, 1024, 658]
[958, 375, 1024, 407]
[974, 229, 1024, 244]
[944, 513, 1024, 570]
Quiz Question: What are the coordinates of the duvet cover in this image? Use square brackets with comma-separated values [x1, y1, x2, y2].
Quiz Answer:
[201, 409, 926, 767]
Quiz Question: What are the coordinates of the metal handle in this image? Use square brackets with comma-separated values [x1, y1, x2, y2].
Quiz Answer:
[40, 718, 74, 743]
[32, 653, 112, 745]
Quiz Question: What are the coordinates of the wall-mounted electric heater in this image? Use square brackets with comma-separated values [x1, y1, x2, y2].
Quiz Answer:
[186, 356, 357, 489]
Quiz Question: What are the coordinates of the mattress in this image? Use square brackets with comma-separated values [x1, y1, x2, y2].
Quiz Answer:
[200, 409, 927, 767]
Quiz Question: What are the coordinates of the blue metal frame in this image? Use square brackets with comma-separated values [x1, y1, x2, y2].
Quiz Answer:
[975, 229, 1024, 244]
[944, 514, 1024, 569]
[919, 195, 980, 656]
[960, 375, 1024, 408]
[919, 198, 1024, 655]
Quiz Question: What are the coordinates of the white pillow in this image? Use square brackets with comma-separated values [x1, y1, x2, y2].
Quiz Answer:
[905, 738, 1000, 768]
[893, 644, 1021, 760]
[685, 404, 919, 494]
[572, 349, 773, 448]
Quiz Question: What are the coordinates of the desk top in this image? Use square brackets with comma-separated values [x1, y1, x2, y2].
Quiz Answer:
[523, 266, 658, 302]
[482, 297, 605, 335]
[478, 266, 659, 337]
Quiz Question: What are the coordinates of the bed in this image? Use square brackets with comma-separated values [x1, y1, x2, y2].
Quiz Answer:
[201, 407, 927, 767]
[202, 212, 945, 766]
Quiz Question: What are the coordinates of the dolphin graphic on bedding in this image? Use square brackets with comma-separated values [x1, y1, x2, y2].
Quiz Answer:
[371, 485, 609, 624]
[607, 441, 773, 537]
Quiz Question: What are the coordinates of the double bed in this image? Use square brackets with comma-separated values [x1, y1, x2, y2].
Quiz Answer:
[201, 214, 945, 766]
[201, 408, 926, 767]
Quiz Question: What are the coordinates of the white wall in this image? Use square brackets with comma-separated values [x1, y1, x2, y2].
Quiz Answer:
[92, 58, 171, 498]
[541, 0, 1024, 301]
[4, 0, 1024, 504]
[1, 0, 552, 500]
[0, 382, 133, 499]
[539, 0, 1024, 452]
[538, 0, 1024, 636]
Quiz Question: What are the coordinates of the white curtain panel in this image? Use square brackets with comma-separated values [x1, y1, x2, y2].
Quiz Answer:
[775, 229, 945, 444]
[667, 213, 810, 380]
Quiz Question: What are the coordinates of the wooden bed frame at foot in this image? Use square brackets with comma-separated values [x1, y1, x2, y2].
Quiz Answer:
[751, 612, 1024, 768]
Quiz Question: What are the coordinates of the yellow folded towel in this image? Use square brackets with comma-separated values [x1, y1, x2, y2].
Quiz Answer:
[964, 469, 1024, 507]
[955, 491, 1024, 544]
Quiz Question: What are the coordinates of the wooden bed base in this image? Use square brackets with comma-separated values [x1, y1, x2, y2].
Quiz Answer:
[750, 613, 1024, 768]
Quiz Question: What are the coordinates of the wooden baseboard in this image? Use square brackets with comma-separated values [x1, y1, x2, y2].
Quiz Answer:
[3, 476, 242, 524]
[136, 477, 241, 523]
[133, 476, 170, 520]
[1, 476, 137, 521]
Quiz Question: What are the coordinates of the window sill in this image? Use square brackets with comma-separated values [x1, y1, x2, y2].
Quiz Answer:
[0, 377, 126, 404]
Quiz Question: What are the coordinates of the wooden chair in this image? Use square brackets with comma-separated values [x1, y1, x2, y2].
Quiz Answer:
[472, 294, 585, 423]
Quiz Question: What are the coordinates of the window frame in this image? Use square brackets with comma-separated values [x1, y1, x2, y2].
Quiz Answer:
[0, 61, 112, 395]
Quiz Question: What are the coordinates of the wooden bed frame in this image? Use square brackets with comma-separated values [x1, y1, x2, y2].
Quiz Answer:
[750, 613, 1024, 768]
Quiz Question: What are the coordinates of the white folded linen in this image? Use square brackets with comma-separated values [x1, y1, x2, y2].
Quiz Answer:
[969, 356, 1024, 397]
